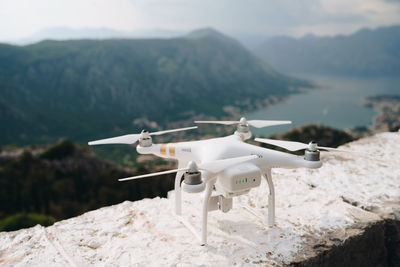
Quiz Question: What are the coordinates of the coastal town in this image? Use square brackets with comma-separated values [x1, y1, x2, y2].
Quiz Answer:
[364, 95, 400, 133]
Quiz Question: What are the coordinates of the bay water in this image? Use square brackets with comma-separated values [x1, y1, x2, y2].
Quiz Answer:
[246, 74, 400, 136]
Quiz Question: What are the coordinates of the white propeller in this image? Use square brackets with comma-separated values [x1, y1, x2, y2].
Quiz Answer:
[118, 168, 189, 181]
[255, 138, 354, 153]
[118, 155, 258, 182]
[195, 117, 291, 128]
[245, 120, 292, 128]
[88, 126, 197, 145]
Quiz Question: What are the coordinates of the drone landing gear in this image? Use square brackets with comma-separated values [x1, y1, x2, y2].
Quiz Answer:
[201, 181, 214, 245]
[173, 169, 276, 244]
[173, 169, 216, 245]
[176, 215, 201, 241]
[239, 204, 269, 227]
[265, 169, 275, 227]
[237, 170, 275, 228]
[174, 170, 184, 216]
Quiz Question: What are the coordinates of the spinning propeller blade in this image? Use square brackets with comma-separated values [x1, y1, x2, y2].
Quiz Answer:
[118, 155, 258, 182]
[195, 117, 291, 128]
[88, 134, 141, 145]
[118, 168, 189, 181]
[255, 138, 355, 153]
[194, 121, 239, 125]
[88, 126, 197, 146]
[254, 138, 309, 151]
[149, 126, 198, 136]
[255, 138, 385, 164]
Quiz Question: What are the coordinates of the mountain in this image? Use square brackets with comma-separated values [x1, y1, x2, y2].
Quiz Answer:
[13, 27, 187, 45]
[0, 28, 310, 145]
[254, 25, 400, 76]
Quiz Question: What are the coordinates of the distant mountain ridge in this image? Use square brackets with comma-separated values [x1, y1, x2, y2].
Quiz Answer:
[254, 25, 400, 76]
[11, 27, 187, 45]
[0, 28, 310, 144]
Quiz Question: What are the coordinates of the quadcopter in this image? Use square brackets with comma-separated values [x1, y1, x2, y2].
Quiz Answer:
[88, 117, 350, 245]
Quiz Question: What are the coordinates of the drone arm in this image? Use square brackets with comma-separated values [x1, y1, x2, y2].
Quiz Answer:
[289, 157, 323, 169]
[136, 143, 178, 159]
[258, 147, 323, 169]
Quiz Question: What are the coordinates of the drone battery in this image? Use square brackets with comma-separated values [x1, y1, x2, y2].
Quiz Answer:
[218, 163, 261, 194]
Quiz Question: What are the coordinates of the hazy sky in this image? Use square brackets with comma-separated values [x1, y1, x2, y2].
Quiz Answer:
[1, 0, 400, 41]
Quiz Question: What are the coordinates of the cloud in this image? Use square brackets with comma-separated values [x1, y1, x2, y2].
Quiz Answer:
[130, 0, 399, 36]
[0, 0, 140, 40]
[285, 0, 400, 36]
[0, 0, 399, 41]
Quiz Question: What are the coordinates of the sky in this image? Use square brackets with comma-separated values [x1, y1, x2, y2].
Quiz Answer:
[1, 0, 400, 42]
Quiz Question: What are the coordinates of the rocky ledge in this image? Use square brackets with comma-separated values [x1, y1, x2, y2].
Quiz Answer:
[0, 132, 399, 266]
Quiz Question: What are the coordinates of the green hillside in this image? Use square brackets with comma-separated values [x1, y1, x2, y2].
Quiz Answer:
[0, 139, 176, 228]
[0, 28, 310, 145]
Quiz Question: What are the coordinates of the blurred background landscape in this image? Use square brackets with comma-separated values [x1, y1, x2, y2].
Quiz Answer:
[0, 0, 399, 231]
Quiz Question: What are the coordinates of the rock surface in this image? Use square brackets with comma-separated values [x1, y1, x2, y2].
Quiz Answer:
[0, 132, 399, 266]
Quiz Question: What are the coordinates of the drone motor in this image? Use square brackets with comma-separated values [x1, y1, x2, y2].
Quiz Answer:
[235, 117, 252, 140]
[138, 130, 152, 147]
[181, 161, 205, 193]
[304, 141, 320, 161]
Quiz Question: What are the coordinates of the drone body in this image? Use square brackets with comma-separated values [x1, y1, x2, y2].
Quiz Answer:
[89, 117, 338, 245]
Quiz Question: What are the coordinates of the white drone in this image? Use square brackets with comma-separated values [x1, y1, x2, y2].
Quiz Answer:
[88, 117, 350, 245]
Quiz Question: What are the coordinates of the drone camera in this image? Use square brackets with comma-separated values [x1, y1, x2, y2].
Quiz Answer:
[208, 195, 233, 213]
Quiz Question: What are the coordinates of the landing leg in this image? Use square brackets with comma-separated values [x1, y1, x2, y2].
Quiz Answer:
[201, 179, 215, 245]
[265, 169, 275, 227]
[174, 170, 184, 215]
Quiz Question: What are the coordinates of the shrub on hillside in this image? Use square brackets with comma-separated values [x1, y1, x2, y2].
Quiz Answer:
[0, 213, 56, 232]
[41, 139, 75, 160]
